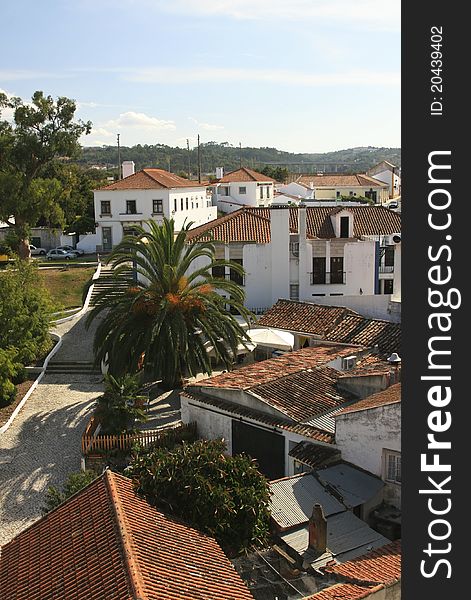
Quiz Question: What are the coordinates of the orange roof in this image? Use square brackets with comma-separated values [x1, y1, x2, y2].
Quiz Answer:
[306, 583, 381, 600]
[98, 169, 206, 190]
[186, 206, 401, 243]
[297, 174, 387, 188]
[325, 540, 401, 585]
[337, 383, 401, 416]
[0, 471, 253, 600]
[214, 167, 277, 183]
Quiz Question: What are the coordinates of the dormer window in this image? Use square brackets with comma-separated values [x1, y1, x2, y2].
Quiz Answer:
[340, 216, 350, 238]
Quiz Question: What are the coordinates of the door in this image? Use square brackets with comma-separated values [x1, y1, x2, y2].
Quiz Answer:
[232, 420, 285, 480]
[102, 227, 112, 251]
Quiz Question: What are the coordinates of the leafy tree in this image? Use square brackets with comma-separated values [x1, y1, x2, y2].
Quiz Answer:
[126, 439, 271, 555]
[94, 373, 147, 435]
[42, 470, 98, 514]
[0, 259, 53, 366]
[0, 91, 91, 258]
[0, 348, 23, 406]
[86, 218, 251, 388]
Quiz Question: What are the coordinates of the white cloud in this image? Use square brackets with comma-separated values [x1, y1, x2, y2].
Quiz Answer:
[103, 111, 176, 130]
[188, 116, 224, 131]
[123, 66, 400, 87]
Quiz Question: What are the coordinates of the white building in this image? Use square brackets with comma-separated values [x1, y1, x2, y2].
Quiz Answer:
[209, 167, 276, 214]
[367, 161, 401, 199]
[84, 166, 217, 252]
[186, 205, 401, 315]
[279, 173, 389, 204]
[335, 383, 401, 510]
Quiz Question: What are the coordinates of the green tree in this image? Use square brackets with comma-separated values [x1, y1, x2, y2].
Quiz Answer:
[94, 373, 147, 435]
[0, 91, 91, 258]
[126, 439, 271, 555]
[0, 259, 53, 366]
[86, 218, 251, 388]
[42, 470, 98, 514]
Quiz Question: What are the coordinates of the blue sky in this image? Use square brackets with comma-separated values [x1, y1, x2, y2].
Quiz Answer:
[1, 0, 400, 153]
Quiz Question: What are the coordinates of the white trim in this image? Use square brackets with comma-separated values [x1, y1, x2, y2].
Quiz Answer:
[0, 332, 63, 435]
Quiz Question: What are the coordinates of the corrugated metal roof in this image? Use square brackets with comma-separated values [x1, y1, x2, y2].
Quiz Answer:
[288, 442, 340, 470]
[280, 512, 389, 571]
[304, 406, 346, 433]
[316, 464, 384, 509]
[269, 474, 345, 530]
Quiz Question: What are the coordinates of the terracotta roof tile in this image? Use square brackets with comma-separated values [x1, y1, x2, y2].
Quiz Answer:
[305, 583, 380, 600]
[214, 167, 277, 183]
[98, 169, 206, 190]
[337, 383, 401, 416]
[324, 540, 401, 585]
[0, 471, 253, 600]
[288, 441, 340, 469]
[186, 206, 400, 243]
[258, 300, 357, 336]
[324, 315, 401, 357]
[296, 174, 387, 188]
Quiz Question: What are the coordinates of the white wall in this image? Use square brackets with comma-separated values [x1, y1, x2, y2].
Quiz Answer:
[310, 293, 400, 322]
[278, 182, 314, 199]
[336, 402, 401, 507]
[215, 181, 274, 213]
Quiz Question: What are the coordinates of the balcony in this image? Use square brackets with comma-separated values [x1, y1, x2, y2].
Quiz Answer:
[379, 264, 394, 274]
[309, 271, 346, 285]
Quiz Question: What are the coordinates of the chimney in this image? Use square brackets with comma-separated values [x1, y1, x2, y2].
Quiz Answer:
[122, 161, 135, 179]
[216, 166, 224, 179]
[308, 504, 327, 553]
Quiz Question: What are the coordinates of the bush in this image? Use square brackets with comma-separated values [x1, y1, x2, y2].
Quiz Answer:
[0, 348, 22, 407]
[94, 373, 147, 435]
[42, 470, 98, 513]
[126, 438, 271, 555]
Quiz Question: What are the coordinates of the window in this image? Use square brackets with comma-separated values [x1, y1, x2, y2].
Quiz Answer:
[312, 257, 326, 284]
[266, 186, 270, 199]
[196, 201, 198, 209]
[260, 186, 264, 199]
[101, 200, 111, 215]
[212, 265, 225, 279]
[239, 186, 247, 194]
[289, 284, 299, 301]
[230, 258, 244, 286]
[174, 198, 177, 212]
[222, 187, 230, 196]
[152, 199, 163, 214]
[385, 245, 395, 267]
[126, 200, 137, 214]
[384, 279, 394, 294]
[186, 198, 189, 210]
[336, 191, 341, 199]
[384, 451, 401, 484]
[330, 257, 344, 284]
[340, 216, 350, 238]
[181, 198, 184, 211]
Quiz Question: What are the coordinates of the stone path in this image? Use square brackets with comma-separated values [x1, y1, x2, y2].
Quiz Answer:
[0, 311, 103, 546]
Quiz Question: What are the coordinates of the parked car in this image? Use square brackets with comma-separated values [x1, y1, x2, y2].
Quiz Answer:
[29, 244, 47, 256]
[57, 244, 84, 256]
[387, 200, 399, 210]
[46, 248, 77, 260]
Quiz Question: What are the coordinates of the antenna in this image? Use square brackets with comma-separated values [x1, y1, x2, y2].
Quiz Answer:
[239, 142, 242, 168]
[187, 138, 191, 179]
[197, 134, 201, 183]
[117, 133, 121, 180]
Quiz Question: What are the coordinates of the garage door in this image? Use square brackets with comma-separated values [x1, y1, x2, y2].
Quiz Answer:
[232, 420, 285, 480]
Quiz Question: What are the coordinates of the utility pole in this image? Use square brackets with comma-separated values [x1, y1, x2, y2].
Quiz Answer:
[239, 142, 242, 168]
[187, 138, 191, 179]
[117, 133, 121, 180]
[197, 134, 201, 183]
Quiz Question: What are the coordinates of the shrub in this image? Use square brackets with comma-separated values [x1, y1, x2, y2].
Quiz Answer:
[42, 470, 98, 513]
[126, 438, 271, 555]
[0, 348, 22, 407]
[94, 373, 147, 435]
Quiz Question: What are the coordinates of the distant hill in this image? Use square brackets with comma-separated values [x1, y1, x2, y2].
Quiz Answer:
[77, 143, 401, 176]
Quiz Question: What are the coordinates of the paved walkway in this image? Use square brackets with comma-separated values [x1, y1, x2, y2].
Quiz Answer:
[0, 311, 103, 546]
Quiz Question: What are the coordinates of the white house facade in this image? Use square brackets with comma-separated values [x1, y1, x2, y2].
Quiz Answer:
[209, 167, 276, 214]
[83, 167, 217, 252]
[367, 161, 401, 198]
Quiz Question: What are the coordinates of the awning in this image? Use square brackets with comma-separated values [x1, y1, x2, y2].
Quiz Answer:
[247, 327, 294, 351]
[203, 340, 257, 357]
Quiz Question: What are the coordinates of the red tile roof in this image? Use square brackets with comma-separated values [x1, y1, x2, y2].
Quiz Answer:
[324, 314, 401, 357]
[288, 441, 340, 469]
[306, 583, 380, 600]
[337, 383, 401, 416]
[213, 167, 277, 183]
[296, 174, 387, 188]
[258, 300, 357, 336]
[324, 540, 401, 585]
[98, 169, 206, 190]
[0, 471, 253, 600]
[186, 206, 400, 243]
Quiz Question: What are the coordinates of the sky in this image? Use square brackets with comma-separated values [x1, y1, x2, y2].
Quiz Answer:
[0, 0, 400, 153]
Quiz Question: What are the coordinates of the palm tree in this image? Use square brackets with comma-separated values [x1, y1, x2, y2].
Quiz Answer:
[86, 218, 252, 388]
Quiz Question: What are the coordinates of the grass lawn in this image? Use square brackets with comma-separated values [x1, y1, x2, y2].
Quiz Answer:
[39, 267, 96, 310]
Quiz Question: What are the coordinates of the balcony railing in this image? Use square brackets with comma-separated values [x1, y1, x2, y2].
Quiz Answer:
[309, 271, 346, 285]
[379, 264, 394, 274]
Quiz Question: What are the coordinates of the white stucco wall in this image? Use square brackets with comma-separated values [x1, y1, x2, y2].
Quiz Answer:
[215, 181, 274, 213]
[335, 403, 401, 507]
